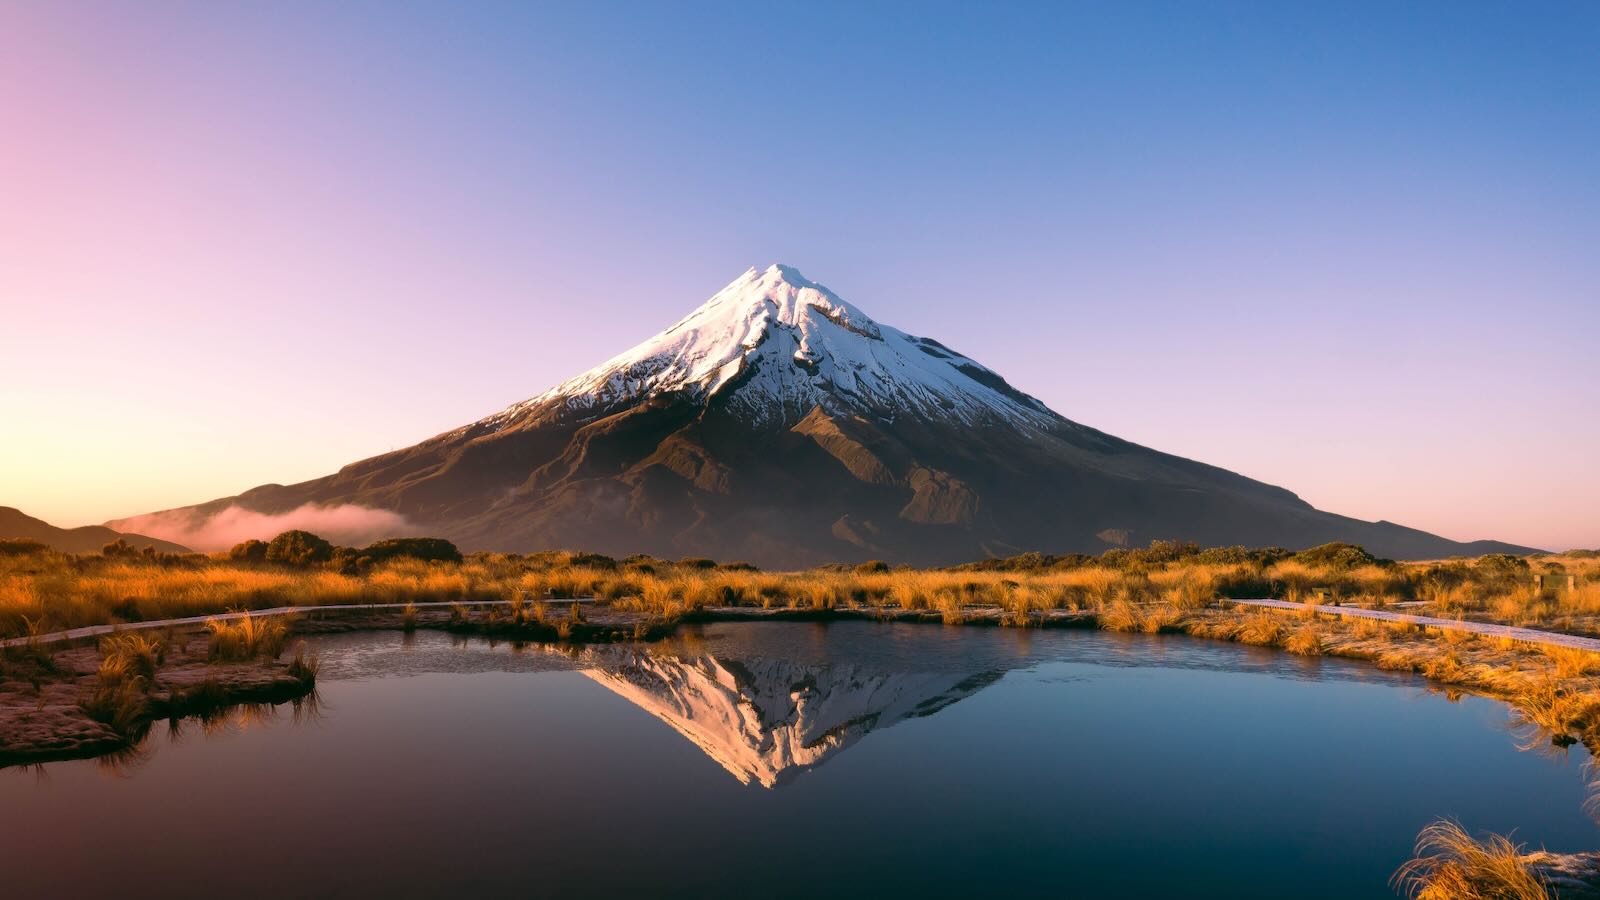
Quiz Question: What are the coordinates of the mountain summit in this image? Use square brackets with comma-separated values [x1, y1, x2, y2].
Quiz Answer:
[112, 265, 1538, 564]
[481, 264, 1054, 432]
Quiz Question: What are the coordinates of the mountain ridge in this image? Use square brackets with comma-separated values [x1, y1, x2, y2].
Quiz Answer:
[1, 507, 192, 555]
[108, 264, 1543, 563]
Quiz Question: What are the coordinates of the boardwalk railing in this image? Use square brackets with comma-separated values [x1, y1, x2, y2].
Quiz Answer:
[0, 597, 596, 650]
[7, 595, 1598, 654]
[1230, 598, 1600, 653]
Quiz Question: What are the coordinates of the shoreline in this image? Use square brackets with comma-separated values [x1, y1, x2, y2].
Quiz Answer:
[9, 598, 1600, 893]
[6, 597, 1596, 768]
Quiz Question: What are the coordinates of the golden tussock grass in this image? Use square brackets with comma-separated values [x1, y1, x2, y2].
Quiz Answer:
[10, 543, 1600, 755]
[206, 614, 289, 662]
[8, 545, 1594, 644]
[1284, 624, 1324, 656]
[1544, 646, 1600, 679]
[1099, 600, 1182, 634]
[1392, 819, 1551, 900]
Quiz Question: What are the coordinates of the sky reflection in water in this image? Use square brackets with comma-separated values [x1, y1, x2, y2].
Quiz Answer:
[2, 622, 1596, 899]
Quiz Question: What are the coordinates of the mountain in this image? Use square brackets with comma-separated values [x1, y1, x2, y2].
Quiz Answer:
[0, 506, 191, 555]
[109, 264, 1541, 565]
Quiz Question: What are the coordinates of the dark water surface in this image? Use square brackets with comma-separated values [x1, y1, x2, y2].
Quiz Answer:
[3, 622, 1596, 899]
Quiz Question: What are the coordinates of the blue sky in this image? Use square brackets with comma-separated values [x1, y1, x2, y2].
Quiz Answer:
[1, 1, 1596, 548]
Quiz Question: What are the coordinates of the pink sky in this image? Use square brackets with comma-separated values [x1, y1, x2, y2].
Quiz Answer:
[1, 3, 1595, 551]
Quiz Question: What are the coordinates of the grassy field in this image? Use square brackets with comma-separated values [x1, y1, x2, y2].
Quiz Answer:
[8, 536, 1600, 755]
[3, 536, 1596, 640]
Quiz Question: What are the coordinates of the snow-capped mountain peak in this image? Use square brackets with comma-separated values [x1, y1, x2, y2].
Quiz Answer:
[485, 264, 1055, 430]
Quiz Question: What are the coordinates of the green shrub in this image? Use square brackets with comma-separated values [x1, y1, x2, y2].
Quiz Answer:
[1476, 554, 1531, 579]
[265, 530, 334, 566]
[0, 539, 51, 557]
[227, 539, 269, 563]
[566, 552, 617, 570]
[1293, 542, 1385, 569]
[361, 537, 463, 564]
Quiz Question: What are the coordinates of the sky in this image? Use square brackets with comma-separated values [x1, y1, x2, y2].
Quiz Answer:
[0, 1, 1595, 551]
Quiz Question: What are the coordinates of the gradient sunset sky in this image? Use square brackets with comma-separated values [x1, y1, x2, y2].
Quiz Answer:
[1, 2, 1596, 550]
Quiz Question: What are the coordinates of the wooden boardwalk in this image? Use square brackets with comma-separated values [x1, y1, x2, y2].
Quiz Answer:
[0, 597, 595, 650]
[8, 595, 1599, 654]
[1232, 598, 1600, 653]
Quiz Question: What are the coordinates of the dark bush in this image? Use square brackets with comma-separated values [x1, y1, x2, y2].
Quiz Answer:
[1193, 545, 1289, 567]
[1293, 542, 1385, 569]
[265, 530, 334, 566]
[952, 552, 1061, 572]
[101, 538, 139, 558]
[1124, 540, 1201, 566]
[1475, 554, 1531, 579]
[677, 557, 718, 570]
[0, 538, 50, 557]
[360, 537, 463, 565]
[1418, 562, 1474, 589]
[854, 560, 890, 573]
[227, 539, 269, 564]
[329, 546, 362, 575]
[566, 552, 618, 570]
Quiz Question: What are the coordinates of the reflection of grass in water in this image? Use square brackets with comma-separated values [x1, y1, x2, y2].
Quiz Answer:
[156, 687, 324, 760]
[286, 642, 319, 684]
[1392, 819, 1550, 900]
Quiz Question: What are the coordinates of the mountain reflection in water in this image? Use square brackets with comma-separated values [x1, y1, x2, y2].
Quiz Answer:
[8, 622, 1600, 900]
[576, 645, 1000, 787]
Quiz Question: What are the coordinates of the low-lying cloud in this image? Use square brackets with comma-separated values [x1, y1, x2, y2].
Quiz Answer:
[114, 503, 419, 552]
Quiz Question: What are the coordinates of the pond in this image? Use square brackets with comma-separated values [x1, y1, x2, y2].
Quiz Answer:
[3, 621, 1595, 898]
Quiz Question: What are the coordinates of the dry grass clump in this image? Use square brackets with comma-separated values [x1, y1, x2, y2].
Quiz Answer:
[1420, 581, 1473, 614]
[286, 642, 319, 683]
[100, 632, 165, 680]
[1565, 582, 1600, 616]
[1432, 624, 1476, 648]
[1511, 675, 1600, 745]
[1099, 600, 1183, 634]
[1236, 611, 1284, 646]
[206, 614, 289, 662]
[83, 633, 168, 735]
[1267, 560, 1318, 602]
[1420, 651, 1467, 683]
[1151, 570, 1216, 610]
[1284, 624, 1324, 656]
[1392, 819, 1551, 900]
[1544, 646, 1600, 679]
[998, 585, 1042, 627]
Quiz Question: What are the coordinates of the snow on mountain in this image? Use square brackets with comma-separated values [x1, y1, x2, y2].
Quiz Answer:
[106, 262, 1545, 565]
[484, 264, 1057, 430]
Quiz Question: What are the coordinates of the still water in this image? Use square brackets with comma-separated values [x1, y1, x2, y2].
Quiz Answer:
[3, 622, 1595, 899]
